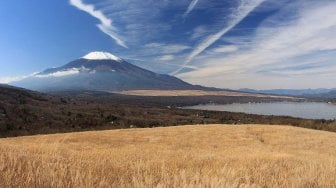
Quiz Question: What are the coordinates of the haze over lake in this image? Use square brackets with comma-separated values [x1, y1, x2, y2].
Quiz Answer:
[185, 102, 336, 120]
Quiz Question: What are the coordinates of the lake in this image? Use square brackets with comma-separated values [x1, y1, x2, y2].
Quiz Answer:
[184, 102, 336, 120]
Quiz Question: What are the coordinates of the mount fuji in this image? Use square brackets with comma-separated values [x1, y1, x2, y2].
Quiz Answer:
[11, 52, 201, 92]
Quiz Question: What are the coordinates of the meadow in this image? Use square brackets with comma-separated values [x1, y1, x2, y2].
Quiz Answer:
[1, 124, 336, 187]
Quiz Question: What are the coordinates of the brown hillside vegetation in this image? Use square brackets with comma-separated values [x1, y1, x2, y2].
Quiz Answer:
[1, 125, 336, 187]
[2, 85, 336, 138]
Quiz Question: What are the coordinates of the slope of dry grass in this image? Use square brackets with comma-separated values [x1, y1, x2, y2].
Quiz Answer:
[0, 125, 336, 187]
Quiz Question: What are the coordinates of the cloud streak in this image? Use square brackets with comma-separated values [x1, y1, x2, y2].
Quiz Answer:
[35, 67, 90, 78]
[144, 43, 191, 54]
[172, 0, 265, 75]
[0, 72, 39, 84]
[211, 45, 239, 53]
[183, 0, 199, 18]
[0, 76, 27, 84]
[69, 0, 127, 48]
[159, 55, 175, 61]
[178, 1, 336, 89]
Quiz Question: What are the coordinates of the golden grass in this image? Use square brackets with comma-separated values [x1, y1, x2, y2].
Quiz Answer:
[1, 124, 336, 187]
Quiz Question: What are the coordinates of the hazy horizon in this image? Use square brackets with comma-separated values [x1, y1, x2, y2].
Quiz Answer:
[1, 0, 336, 89]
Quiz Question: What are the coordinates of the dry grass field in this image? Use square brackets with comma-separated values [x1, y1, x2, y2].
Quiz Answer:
[0, 124, 336, 187]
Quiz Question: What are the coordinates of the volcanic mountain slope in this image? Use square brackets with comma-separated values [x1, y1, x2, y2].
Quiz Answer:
[12, 52, 199, 92]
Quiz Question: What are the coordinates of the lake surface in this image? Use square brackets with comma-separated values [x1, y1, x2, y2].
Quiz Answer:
[184, 102, 336, 120]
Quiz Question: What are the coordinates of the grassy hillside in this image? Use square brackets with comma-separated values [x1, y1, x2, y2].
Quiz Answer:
[1, 125, 336, 187]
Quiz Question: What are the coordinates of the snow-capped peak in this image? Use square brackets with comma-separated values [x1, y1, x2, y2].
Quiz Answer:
[82, 51, 122, 61]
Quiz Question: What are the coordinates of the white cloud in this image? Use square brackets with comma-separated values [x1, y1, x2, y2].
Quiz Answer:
[97, 25, 128, 48]
[145, 43, 191, 54]
[69, 0, 127, 48]
[177, 1, 336, 89]
[157, 61, 199, 70]
[183, 0, 199, 18]
[35, 67, 90, 78]
[159, 55, 175, 61]
[0, 76, 26, 84]
[190, 25, 208, 40]
[211, 45, 239, 53]
[0, 67, 93, 83]
[0, 72, 39, 84]
[172, 0, 265, 75]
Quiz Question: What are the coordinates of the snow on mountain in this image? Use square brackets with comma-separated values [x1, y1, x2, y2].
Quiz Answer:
[33, 52, 122, 78]
[82, 51, 122, 61]
[10, 51, 201, 91]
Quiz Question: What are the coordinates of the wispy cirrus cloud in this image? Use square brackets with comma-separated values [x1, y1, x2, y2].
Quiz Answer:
[159, 55, 175, 61]
[190, 26, 208, 40]
[172, 0, 265, 75]
[178, 0, 336, 89]
[43, 0, 336, 89]
[144, 43, 191, 54]
[69, 0, 127, 48]
[183, 0, 200, 18]
[67, 0, 233, 74]
[211, 45, 239, 53]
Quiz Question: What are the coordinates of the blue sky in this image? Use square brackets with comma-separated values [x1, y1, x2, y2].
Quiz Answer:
[0, 0, 336, 89]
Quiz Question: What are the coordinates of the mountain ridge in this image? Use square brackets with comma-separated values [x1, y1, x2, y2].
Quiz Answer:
[11, 52, 206, 92]
[239, 88, 336, 98]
